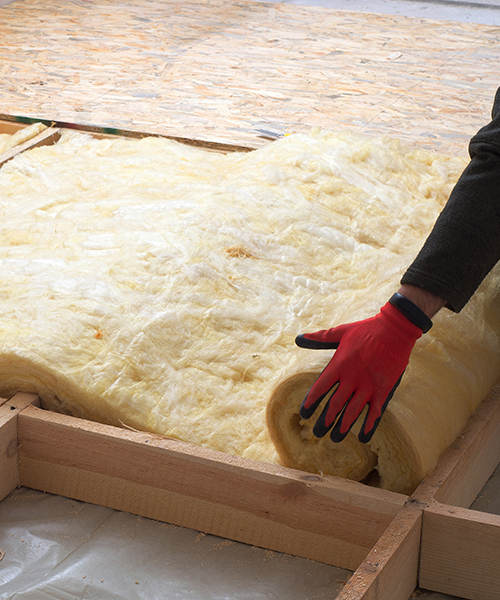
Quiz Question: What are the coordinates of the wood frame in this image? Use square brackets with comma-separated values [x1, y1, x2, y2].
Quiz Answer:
[339, 384, 500, 600]
[2, 388, 499, 600]
[0, 121, 62, 168]
[0, 115, 253, 155]
[1, 122, 500, 600]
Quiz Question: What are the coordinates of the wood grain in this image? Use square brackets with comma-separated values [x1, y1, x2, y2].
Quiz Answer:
[0, 392, 38, 501]
[336, 503, 421, 600]
[420, 503, 500, 600]
[334, 384, 500, 599]
[17, 403, 406, 571]
[0, 127, 61, 168]
[0, 4, 499, 594]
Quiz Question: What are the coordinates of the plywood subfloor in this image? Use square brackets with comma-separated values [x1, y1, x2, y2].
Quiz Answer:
[0, 0, 499, 152]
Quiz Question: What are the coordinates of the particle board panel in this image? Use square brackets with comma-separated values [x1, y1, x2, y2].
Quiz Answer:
[0, 0, 499, 153]
[16, 403, 407, 572]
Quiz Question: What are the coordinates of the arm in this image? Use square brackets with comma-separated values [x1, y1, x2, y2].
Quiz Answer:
[297, 87, 500, 443]
[401, 87, 500, 312]
[397, 284, 445, 318]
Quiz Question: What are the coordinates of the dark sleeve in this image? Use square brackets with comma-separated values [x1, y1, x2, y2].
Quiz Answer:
[401, 87, 500, 312]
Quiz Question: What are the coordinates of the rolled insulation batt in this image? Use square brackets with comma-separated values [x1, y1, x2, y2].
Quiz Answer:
[0, 128, 498, 494]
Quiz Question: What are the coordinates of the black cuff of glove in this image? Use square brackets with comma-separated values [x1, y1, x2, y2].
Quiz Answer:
[388, 293, 433, 333]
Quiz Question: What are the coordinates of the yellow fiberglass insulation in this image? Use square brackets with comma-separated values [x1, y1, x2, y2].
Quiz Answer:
[0, 128, 499, 495]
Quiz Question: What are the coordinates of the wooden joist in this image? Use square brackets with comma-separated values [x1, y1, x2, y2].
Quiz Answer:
[0, 122, 62, 167]
[336, 503, 422, 600]
[0, 392, 39, 502]
[16, 402, 405, 572]
[420, 504, 500, 600]
[0, 0, 499, 593]
[1, 385, 499, 600]
[339, 382, 500, 600]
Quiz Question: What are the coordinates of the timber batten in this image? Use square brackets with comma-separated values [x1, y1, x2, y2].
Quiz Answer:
[1, 385, 500, 600]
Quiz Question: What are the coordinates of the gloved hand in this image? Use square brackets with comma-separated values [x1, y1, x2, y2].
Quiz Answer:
[296, 295, 431, 443]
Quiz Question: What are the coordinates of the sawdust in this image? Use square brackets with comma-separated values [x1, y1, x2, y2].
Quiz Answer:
[211, 539, 234, 551]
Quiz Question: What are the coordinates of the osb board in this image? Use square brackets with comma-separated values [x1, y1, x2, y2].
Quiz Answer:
[0, 0, 499, 153]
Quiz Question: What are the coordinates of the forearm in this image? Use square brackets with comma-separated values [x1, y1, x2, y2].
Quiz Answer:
[397, 284, 446, 319]
[400, 146, 500, 312]
[401, 88, 500, 313]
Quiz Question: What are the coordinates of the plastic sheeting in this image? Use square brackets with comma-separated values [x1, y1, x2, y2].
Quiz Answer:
[3, 473, 499, 600]
[0, 487, 349, 600]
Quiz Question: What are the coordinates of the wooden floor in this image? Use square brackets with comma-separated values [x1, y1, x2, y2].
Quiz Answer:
[0, 0, 499, 153]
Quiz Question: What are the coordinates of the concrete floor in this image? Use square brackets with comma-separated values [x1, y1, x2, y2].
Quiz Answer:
[0, 1, 499, 599]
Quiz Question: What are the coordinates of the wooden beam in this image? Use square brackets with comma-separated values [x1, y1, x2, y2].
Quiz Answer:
[5, 386, 500, 599]
[417, 384, 500, 509]
[420, 503, 500, 600]
[336, 503, 422, 600]
[17, 404, 406, 571]
[0, 127, 61, 168]
[0, 392, 38, 501]
[0, 115, 252, 154]
[0, 119, 26, 135]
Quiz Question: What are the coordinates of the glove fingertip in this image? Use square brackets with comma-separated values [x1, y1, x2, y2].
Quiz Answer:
[330, 426, 349, 443]
[312, 419, 328, 438]
[312, 405, 333, 438]
[358, 405, 383, 443]
[299, 400, 315, 419]
[358, 426, 377, 444]
[299, 391, 325, 419]
[329, 402, 355, 443]
[295, 334, 309, 348]
[295, 334, 339, 350]
[358, 372, 406, 444]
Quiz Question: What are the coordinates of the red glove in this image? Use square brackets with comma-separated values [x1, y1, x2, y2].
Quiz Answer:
[296, 295, 431, 443]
